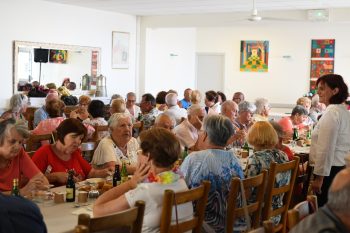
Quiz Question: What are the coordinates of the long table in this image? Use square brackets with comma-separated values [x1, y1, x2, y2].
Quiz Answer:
[39, 186, 94, 233]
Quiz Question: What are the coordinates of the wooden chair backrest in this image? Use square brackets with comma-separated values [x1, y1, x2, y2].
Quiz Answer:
[64, 105, 79, 116]
[226, 170, 267, 233]
[78, 200, 145, 233]
[25, 133, 55, 153]
[160, 180, 211, 233]
[74, 225, 89, 233]
[262, 157, 300, 233]
[287, 195, 318, 230]
[24, 106, 38, 130]
[248, 220, 274, 233]
[91, 125, 109, 142]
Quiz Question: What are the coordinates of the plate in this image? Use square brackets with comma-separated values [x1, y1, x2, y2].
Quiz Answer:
[85, 178, 105, 184]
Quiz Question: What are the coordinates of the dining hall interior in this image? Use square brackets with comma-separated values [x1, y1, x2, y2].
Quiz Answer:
[1, 0, 350, 233]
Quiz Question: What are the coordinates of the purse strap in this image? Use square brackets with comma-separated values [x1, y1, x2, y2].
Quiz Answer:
[240, 179, 251, 231]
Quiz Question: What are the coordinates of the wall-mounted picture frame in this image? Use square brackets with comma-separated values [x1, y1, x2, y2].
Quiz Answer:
[240, 40, 269, 72]
[49, 49, 67, 63]
[112, 31, 130, 69]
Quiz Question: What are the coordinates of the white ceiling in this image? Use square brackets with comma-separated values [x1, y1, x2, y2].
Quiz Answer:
[41, 0, 350, 16]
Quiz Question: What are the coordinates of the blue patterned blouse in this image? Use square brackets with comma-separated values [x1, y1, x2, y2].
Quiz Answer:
[180, 149, 244, 233]
[245, 148, 290, 224]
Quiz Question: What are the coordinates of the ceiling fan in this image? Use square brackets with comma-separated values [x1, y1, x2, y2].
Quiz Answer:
[233, 0, 304, 23]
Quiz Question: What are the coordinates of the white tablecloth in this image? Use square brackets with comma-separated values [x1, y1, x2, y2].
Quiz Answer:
[39, 186, 93, 233]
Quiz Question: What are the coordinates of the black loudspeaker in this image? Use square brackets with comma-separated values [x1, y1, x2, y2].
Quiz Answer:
[34, 48, 49, 63]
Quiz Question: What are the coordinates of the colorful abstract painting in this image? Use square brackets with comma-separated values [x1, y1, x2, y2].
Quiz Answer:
[309, 39, 335, 92]
[240, 40, 269, 72]
[311, 39, 335, 58]
[49, 49, 67, 63]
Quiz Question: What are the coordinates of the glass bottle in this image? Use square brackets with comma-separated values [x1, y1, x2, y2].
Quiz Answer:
[182, 147, 189, 160]
[137, 113, 143, 121]
[120, 161, 128, 183]
[66, 170, 75, 202]
[293, 127, 299, 141]
[11, 178, 20, 196]
[306, 129, 312, 140]
[241, 141, 250, 158]
[113, 164, 121, 187]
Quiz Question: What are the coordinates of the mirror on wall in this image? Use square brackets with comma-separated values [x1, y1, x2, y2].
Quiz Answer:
[13, 40, 101, 93]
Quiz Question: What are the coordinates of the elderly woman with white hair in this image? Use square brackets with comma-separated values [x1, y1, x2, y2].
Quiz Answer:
[1, 94, 29, 122]
[91, 113, 139, 174]
[233, 101, 256, 131]
[181, 115, 244, 232]
[253, 98, 270, 122]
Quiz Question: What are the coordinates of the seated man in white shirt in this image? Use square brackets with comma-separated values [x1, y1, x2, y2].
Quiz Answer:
[173, 105, 206, 149]
[165, 92, 188, 125]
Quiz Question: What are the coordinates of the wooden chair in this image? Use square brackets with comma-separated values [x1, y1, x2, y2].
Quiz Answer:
[287, 195, 318, 230]
[74, 225, 89, 233]
[226, 170, 268, 233]
[64, 105, 79, 117]
[291, 153, 313, 207]
[248, 220, 274, 233]
[160, 180, 211, 233]
[262, 157, 300, 233]
[23, 106, 38, 130]
[77, 200, 145, 233]
[25, 133, 55, 154]
[91, 125, 109, 142]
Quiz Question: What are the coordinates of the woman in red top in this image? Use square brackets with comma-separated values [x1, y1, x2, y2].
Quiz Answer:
[0, 119, 48, 196]
[32, 118, 109, 186]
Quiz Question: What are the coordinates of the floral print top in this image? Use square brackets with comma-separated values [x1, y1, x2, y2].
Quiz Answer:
[245, 148, 290, 224]
[180, 149, 244, 232]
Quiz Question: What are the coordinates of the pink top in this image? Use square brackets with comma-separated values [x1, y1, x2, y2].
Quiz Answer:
[32, 117, 95, 138]
[0, 148, 40, 191]
[32, 144, 91, 183]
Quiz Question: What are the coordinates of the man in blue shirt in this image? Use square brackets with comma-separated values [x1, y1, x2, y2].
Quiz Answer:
[179, 88, 192, 109]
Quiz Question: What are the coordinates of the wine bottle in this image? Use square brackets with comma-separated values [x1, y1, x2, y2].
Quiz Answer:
[241, 141, 250, 158]
[293, 127, 299, 141]
[113, 164, 121, 187]
[11, 178, 20, 196]
[120, 161, 128, 183]
[182, 147, 189, 160]
[66, 170, 75, 202]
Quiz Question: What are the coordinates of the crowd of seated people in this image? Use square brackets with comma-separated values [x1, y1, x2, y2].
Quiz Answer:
[1, 74, 349, 233]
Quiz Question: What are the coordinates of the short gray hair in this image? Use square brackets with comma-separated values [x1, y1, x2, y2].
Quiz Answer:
[10, 94, 28, 113]
[291, 105, 308, 116]
[108, 113, 132, 130]
[0, 119, 29, 146]
[255, 98, 269, 115]
[165, 93, 178, 107]
[155, 113, 176, 127]
[238, 101, 256, 113]
[203, 115, 235, 147]
[328, 181, 350, 214]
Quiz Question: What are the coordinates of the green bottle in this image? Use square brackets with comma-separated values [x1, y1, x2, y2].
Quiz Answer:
[293, 128, 299, 141]
[11, 178, 20, 196]
[66, 170, 75, 202]
[182, 147, 189, 160]
[306, 129, 312, 140]
[241, 142, 250, 158]
[120, 161, 128, 183]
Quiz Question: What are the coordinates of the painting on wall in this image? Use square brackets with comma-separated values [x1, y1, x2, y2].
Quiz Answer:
[311, 39, 335, 58]
[309, 39, 335, 92]
[49, 49, 67, 63]
[240, 40, 269, 72]
[112, 31, 130, 69]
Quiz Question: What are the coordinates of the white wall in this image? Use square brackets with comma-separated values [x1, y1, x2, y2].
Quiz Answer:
[144, 28, 196, 96]
[140, 10, 350, 104]
[0, 0, 137, 108]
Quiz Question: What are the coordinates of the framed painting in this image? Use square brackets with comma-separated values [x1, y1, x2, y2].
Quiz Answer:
[49, 49, 67, 63]
[240, 40, 269, 72]
[112, 31, 130, 69]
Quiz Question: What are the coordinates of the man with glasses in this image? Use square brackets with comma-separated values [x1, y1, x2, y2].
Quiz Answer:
[233, 101, 256, 131]
[140, 93, 161, 130]
[232, 91, 245, 105]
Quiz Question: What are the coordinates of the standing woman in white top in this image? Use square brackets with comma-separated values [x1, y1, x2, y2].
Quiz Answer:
[310, 74, 350, 207]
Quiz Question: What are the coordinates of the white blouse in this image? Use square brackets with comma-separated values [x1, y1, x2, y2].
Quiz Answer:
[309, 104, 350, 176]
